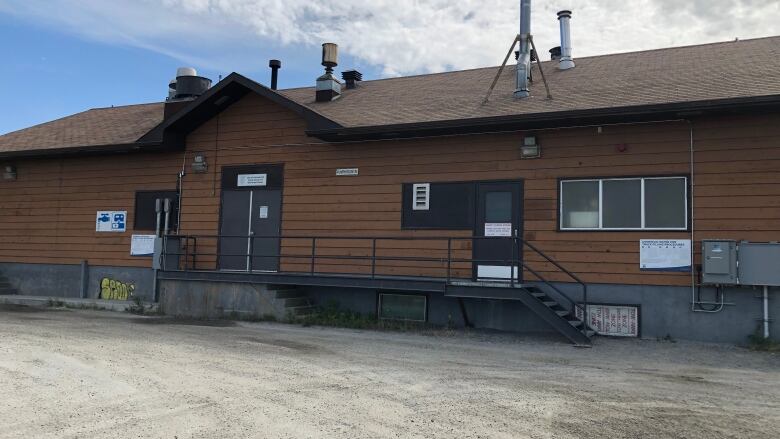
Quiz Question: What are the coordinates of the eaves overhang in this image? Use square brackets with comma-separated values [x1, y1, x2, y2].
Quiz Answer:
[306, 94, 780, 142]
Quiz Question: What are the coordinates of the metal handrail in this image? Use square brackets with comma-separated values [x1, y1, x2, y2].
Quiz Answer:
[164, 233, 590, 332]
[523, 240, 589, 331]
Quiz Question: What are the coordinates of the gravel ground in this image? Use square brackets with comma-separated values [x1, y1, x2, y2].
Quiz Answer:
[0, 305, 778, 439]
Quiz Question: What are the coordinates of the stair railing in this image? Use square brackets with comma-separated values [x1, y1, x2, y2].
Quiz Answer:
[522, 239, 589, 333]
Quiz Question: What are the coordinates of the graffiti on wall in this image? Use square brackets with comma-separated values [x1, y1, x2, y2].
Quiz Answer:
[100, 277, 135, 300]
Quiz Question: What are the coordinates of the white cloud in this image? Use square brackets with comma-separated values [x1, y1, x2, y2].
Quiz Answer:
[2, 0, 779, 76]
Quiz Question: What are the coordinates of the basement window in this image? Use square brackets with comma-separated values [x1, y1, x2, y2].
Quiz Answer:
[560, 177, 687, 230]
[134, 190, 179, 231]
[378, 293, 427, 322]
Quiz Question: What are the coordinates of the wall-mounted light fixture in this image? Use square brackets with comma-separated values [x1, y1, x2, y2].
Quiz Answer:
[191, 154, 208, 173]
[520, 135, 540, 158]
[2, 165, 17, 181]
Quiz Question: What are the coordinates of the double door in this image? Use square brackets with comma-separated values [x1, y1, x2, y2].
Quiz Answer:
[219, 189, 281, 271]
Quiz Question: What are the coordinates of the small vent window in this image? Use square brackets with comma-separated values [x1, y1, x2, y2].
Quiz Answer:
[412, 183, 430, 210]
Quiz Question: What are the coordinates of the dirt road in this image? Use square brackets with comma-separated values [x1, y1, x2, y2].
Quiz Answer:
[0, 306, 778, 438]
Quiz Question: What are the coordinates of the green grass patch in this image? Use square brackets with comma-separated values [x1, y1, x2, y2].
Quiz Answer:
[296, 300, 444, 333]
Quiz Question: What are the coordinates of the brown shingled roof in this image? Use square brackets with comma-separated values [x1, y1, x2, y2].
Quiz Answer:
[2, 36, 780, 157]
[280, 36, 780, 128]
[0, 102, 164, 154]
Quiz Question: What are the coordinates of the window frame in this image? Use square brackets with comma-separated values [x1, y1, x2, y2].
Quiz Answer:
[558, 176, 689, 231]
[377, 292, 428, 322]
[133, 190, 179, 232]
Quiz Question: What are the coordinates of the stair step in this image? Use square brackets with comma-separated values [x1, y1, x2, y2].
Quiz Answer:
[555, 310, 569, 317]
[530, 292, 546, 298]
[274, 290, 304, 299]
[585, 330, 596, 337]
[569, 319, 583, 328]
[286, 305, 315, 316]
[283, 297, 310, 308]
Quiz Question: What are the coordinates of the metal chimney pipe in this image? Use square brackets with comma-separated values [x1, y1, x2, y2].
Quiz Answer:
[557, 10, 575, 70]
[269, 59, 281, 90]
[514, 0, 532, 98]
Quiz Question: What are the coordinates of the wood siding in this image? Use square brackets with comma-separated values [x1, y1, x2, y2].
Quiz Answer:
[2, 92, 780, 286]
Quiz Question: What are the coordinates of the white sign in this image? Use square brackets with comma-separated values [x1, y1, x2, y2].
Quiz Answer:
[640, 239, 691, 272]
[259, 206, 269, 219]
[576, 304, 639, 337]
[484, 222, 512, 237]
[96, 211, 127, 232]
[237, 173, 267, 187]
[130, 234, 156, 256]
[336, 168, 359, 176]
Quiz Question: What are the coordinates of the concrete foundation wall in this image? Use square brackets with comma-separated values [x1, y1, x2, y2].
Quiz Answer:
[0, 262, 155, 301]
[158, 279, 288, 320]
[307, 287, 556, 333]
[304, 283, 777, 344]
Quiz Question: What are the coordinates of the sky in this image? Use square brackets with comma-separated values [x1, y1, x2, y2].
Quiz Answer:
[1, 0, 779, 135]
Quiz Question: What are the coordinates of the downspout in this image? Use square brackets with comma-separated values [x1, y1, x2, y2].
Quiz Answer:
[514, 0, 531, 98]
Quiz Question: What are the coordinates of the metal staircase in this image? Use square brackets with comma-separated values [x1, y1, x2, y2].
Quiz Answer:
[270, 286, 315, 319]
[445, 284, 592, 346]
[0, 274, 17, 295]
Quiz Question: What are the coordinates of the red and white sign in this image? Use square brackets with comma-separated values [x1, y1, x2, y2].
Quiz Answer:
[484, 222, 512, 237]
[576, 304, 639, 337]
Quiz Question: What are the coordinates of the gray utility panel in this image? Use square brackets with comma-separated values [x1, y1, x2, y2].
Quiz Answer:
[702, 240, 737, 285]
[702, 240, 780, 286]
[738, 242, 780, 286]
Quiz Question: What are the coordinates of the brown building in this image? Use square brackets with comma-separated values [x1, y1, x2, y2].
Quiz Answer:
[1, 36, 779, 344]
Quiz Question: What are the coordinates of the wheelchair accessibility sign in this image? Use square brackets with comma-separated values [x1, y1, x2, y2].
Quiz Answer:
[96, 211, 127, 232]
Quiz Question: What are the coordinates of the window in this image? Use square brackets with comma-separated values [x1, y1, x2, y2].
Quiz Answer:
[402, 182, 475, 229]
[134, 190, 179, 231]
[378, 293, 427, 322]
[560, 177, 687, 230]
[412, 183, 430, 210]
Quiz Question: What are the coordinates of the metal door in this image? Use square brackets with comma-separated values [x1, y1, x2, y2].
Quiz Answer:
[473, 182, 523, 281]
[249, 190, 281, 271]
[219, 189, 281, 271]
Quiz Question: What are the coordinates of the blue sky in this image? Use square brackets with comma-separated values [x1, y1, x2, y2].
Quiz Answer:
[1, 0, 778, 135]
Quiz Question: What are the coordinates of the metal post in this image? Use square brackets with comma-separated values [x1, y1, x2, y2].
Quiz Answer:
[154, 198, 162, 237]
[510, 236, 516, 288]
[515, 230, 522, 285]
[583, 284, 589, 333]
[446, 238, 452, 283]
[163, 198, 171, 236]
[310, 237, 316, 274]
[371, 238, 377, 278]
[764, 285, 770, 339]
[247, 235, 254, 272]
[183, 236, 189, 273]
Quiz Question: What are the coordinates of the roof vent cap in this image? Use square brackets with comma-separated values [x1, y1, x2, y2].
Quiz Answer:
[169, 67, 212, 101]
[341, 70, 363, 89]
[316, 43, 342, 102]
[549, 46, 561, 60]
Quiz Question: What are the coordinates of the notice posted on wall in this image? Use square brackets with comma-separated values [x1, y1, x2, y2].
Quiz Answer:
[96, 211, 127, 232]
[639, 239, 691, 272]
[484, 222, 512, 237]
[237, 173, 267, 187]
[130, 234, 156, 256]
[576, 304, 639, 337]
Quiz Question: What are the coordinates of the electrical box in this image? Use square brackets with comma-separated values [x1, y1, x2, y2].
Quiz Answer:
[737, 242, 780, 286]
[701, 240, 737, 285]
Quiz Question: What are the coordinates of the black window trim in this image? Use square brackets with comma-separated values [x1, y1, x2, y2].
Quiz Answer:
[376, 291, 429, 322]
[557, 174, 691, 232]
[133, 189, 179, 232]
